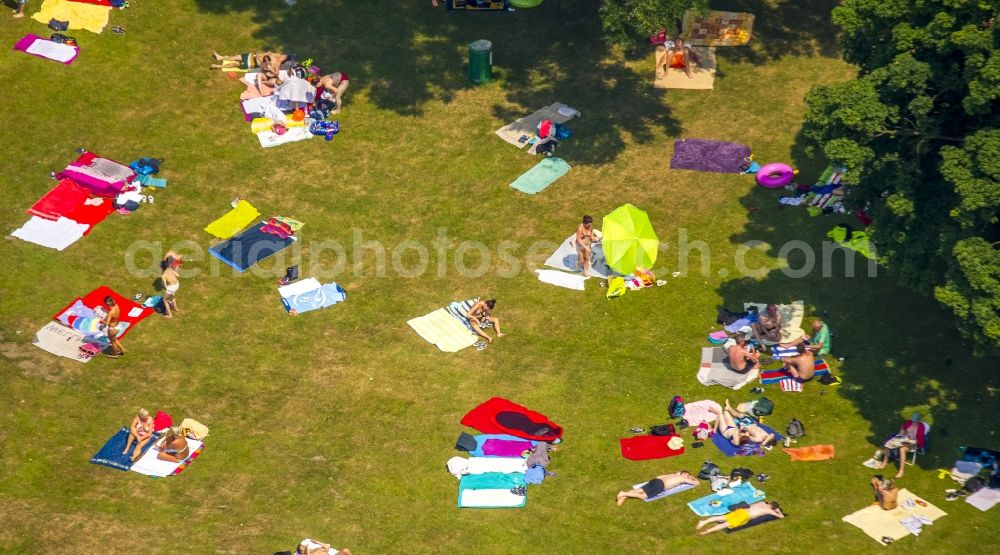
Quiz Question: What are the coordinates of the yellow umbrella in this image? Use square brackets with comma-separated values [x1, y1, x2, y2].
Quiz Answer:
[602, 204, 659, 274]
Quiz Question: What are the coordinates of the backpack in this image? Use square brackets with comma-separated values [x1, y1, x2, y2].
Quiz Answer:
[669, 396, 685, 419]
[697, 461, 721, 480]
[535, 140, 557, 157]
[650, 423, 676, 436]
[965, 476, 986, 493]
[730, 467, 753, 481]
[538, 119, 554, 139]
[786, 418, 805, 439]
[284, 265, 299, 282]
[554, 124, 572, 141]
[750, 397, 773, 417]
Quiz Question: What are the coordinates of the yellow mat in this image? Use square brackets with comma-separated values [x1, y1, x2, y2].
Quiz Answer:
[842, 489, 947, 544]
[681, 10, 755, 47]
[653, 46, 716, 90]
[32, 0, 111, 34]
[204, 200, 261, 239]
[407, 308, 477, 352]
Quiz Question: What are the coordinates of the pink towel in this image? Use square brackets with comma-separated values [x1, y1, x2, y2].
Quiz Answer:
[681, 400, 721, 427]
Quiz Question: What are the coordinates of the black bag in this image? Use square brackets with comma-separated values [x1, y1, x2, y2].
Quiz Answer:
[786, 418, 805, 439]
[730, 467, 753, 481]
[50, 33, 67, 44]
[454, 432, 477, 452]
[989, 473, 1000, 490]
[965, 476, 986, 493]
[49, 19, 69, 31]
[697, 461, 721, 480]
[751, 397, 774, 417]
[650, 424, 676, 436]
[284, 265, 299, 282]
[535, 140, 557, 157]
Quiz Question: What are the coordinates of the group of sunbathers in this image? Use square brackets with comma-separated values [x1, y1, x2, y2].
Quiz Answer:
[122, 408, 190, 463]
[712, 399, 777, 449]
[725, 303, 831, 380]
[211, 50, 350, 115]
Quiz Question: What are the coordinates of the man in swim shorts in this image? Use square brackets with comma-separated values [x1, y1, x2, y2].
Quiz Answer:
[616, 471, 700, 506]
[696, 501, 784, 535]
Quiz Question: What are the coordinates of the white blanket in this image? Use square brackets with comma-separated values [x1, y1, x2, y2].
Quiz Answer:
[967, 487, 1000, 512]
[278, 277, 323, 299]
[536, 269, 587, 290]
[10, 216, 88, 251]
[447, 456, 527, 478]
[543, 234, 614, 279]
[130, 439, 204, 477]
[276, 76, 315, 104]
[257, 126, 313, 148]
[26, 39, 78, 63]
[459, 488, 525, 508]
[32, 321, 91, 363]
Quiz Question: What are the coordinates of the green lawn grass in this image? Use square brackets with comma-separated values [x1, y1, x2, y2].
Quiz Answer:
[1, 1, 998, 553]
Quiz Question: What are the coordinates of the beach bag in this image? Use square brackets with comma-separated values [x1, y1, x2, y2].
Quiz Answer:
[49, 19, 69, 31]
[965, 476, 986, 493]
[538, 119, 554, 139]
[554, 124, 572, 141]
[650, 424, 676, 436]
[284, 265, 299, 282]
[750, 397, 773, 417]
[180, 418, 210, 440]
[606, 277, 626, 299]
[730, 467, 753, 481]
[786, 418, 805, 439]
[697, 461, 721, 480]
[634, 266, 655, 287]
[535, 140, 557, 157]
[669, 396, 685, 419]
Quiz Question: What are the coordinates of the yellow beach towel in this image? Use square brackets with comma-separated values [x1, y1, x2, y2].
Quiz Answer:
[842, 489, 947, 544]
[32, 0, 112, 34]
[204, 200, 260, 239]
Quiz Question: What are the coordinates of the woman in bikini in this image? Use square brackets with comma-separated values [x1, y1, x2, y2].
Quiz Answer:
[155, 427, 190, 463]
[317, 72, 350, 114]
[466, 298, 506, 343]
[656, 37, 700, 79]
[575, 215, 598, 276]
[711, 402, 776, 448]
[123, 408, 155, 461]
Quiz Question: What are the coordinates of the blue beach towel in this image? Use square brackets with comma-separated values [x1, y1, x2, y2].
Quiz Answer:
[209, 223, 296, 272]
[510, 157, 571, 194]
[282, 283, 346, 314]
[711, 423, 784, 457]
[90, 427, 158, 471]
[688, 482, 767, 516]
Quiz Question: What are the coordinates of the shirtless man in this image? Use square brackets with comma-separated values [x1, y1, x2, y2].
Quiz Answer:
[616, 471, 700, 505]
[696, 501, 784, 535]
[656, 37, 701, 79]
[211, 50, 288, 71]
[782, 343, 816, 380]
[751, 304, 782, 345]
[466, 299, 506, 343]
[871, 476, 899, 510]
[103, 296, 125, 358]
[575, 215, 598, 276]
[725, 334, 759, 374]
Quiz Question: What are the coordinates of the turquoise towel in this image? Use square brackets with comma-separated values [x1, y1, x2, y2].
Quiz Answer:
[687, 482, 767, 516]
[510, 157, 571, 194]
[138, 174, 167, 189]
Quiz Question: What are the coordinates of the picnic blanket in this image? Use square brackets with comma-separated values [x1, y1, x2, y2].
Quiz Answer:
[90, 427, 157, 471]
[842, 489, 947, 544]
[688, 482, 766, 516]
[670, 139, 751, 173]
[744, 300, 806, 344]
[535, 269, 586, 291]
[495, 102, 579, 148]
[32, 0, 111, 34]
[461, 397, 563, 442]
[653, 45, 716, 90]
[204, 200, 260, 239]
[620, 435, 685, 460]
[64, 197, 115, 234]
[711, 423, 783, 457]
[510, 157, 571, 194]
[632, 481, 697, 502]
[783, 444, 835, 461]
[543, 234, 614, 279]
[698, 347, 760, 390]
[458, 472, 527, 508]
[967, 487, 1000, 511]
[209, 223, 296, 272]
[57, 151, 135, 197]
[407, 303, 478, 352]
[53, 286, 153, 339]
[681, 10, 755, 46]
[279, 278, 346, 314]
[32, 321, 91, 362]
[759, 360, 829, 385]
[10, 216, 88, 251]
[130, 439, 205, 478]
[13, 33, 79, 64]
[28, 179, 91, 221]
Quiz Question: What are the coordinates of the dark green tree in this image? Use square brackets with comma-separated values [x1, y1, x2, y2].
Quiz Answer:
[801, 0, 1000, 352]
[599, 0, 709, 48]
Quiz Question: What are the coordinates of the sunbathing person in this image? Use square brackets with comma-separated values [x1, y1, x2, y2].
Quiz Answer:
[656, 37, 700, 79]
[296, 539, 352, 555]
[616, 471, 700, 506]
[210, 50, 287, 71]
[154, 426, 190, 463]
[712, 401, 777, 448]
[781, 343, 815, 380]
[696, 501, 784, 535]
[871, 476, 899, 510]
[878, 413, 926, 478]
[724, 334, 759, 374]
[575, 215, 598, 276]
[122, 408, 155, 461]
[466, 298, 506, 343]
[317, 72, 350, 114]
[751, 304, 782, 345]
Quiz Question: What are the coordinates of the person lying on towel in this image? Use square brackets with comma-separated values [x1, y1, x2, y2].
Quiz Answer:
[871, 475, 899, 510]
[724, 334, 759, 374]
[696, 501, 784, 535]
[296, 539, 353, 555]
[751, 304, 782, 345]
[153, 426, 190, 463]
[781, 343, 815, 381]
[711, 401, 776, 448]
[656, 37, 701, 79]
[466, 298, 506, 343]
[210, 50, 288, 72]
[616, 471, 700, 506]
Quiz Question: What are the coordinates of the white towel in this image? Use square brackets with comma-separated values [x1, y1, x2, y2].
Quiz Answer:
[278, 277, 323, 299]
[257, 126, 313, 148]
[966, 487, 1000, 511]
[10, 216, 88, 251]
[447, 456, 528, 478]
[459, 488, 525, 508]
[276, 76, 315, 104]
[535, 269, 586, 290]
[130, 439, 204, 477]
[26, 39, 77, 63]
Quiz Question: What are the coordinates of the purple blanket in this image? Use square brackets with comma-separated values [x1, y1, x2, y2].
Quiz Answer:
[482, 439, 533, 457]
[670, 139, 751, 174]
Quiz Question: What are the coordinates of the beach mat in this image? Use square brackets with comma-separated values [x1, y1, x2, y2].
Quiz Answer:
[671, 139, 751, 174]
[681, 9, 755, 46]
[510, 157, 570, 194]
[13, 33, 79, 64]
[407, 308, 478, 352]
[536, 269, 586, 291]
[458, 472, 527, 508]
[698, 347, 759, 390]
[209, 223, 296, 272]
[204, 200, 260, 239]
[258, 126, 313, 148]
[543, 234, 614, 279]
[90, 427, 158, 471]
[130, 439, 204, 478]
[783, 444, 835, 461]
[842, 489, 946, 544]
[280, 280, 346, 314]
[32, 321, 91, 363]
[688, 482, 766, 516]
[495, 102, 579, 148]
[711, 423, 783, 457]
[53, 285, 154, 339]
[653, 46, 716, 90]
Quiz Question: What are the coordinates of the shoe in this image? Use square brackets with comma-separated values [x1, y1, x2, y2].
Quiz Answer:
[750, 387, 764, 394]
[756, 473, 769, 482]
[629, 427, 645, 434]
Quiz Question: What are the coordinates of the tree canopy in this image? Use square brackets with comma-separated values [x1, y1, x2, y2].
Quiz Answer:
[801, 0, 1000, 352]
[599, 0, 709, 48]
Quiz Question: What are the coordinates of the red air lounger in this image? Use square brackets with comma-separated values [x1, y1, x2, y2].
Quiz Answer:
[461, 397, 563, 442]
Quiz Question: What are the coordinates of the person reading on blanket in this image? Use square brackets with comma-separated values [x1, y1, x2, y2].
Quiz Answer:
[751, 304, 782, 345]
[724, 334, 759, 374]
[575, 215, 599, 276]
[871, 476, 899, 510]
[466, 298, 506, 343]
[781, 343, 815, 381]
[122, 408, 155, 462]
[103, 297, 125, 358]
[656, 37, 701, 80]
[296, 539, 353, 555]
[696, 501, 784, 535]
[712, 401, 776, 448]
[615, 471, 700, 506]
[878, 413, 926, 478]
[154, 426, 190, 463]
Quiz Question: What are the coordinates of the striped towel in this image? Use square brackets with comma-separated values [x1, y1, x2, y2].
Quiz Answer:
[771, 346, 800, 358]
[408, 304, 478, 352]
[760, 360, 828, 385]
[779, 379, 803, 392]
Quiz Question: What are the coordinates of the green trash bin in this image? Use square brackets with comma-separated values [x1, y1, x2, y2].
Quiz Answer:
[468, 39, 493, 84]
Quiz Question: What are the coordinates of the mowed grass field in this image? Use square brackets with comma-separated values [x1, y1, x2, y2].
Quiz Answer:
[0, 1, 998, 553]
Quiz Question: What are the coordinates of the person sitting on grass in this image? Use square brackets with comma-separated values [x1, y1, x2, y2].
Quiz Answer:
[616, 471, 700, 506]
[122, 408, 155, 461]
[154, 426, 190, 463]
[296, 539, 352, 555]
[317, 72, 350, 114]
[781, 343, 815, 381]
[878, 413, 927, 478]
[656, 37, 701, 80]
[805, 319, 831, 356]
[751, 304, 782, 345]
[466, 298, 506, 343]
[696, 501, 784, 535]
[711, 401, 777, 448]
[724, 334, 759, 374]
[871, 475, 898, 510]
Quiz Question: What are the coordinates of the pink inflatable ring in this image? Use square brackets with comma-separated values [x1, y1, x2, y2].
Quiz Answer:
[756, 163, 795, 188]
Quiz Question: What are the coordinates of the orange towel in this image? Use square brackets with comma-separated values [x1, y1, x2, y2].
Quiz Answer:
[783, 444, 835, 461]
